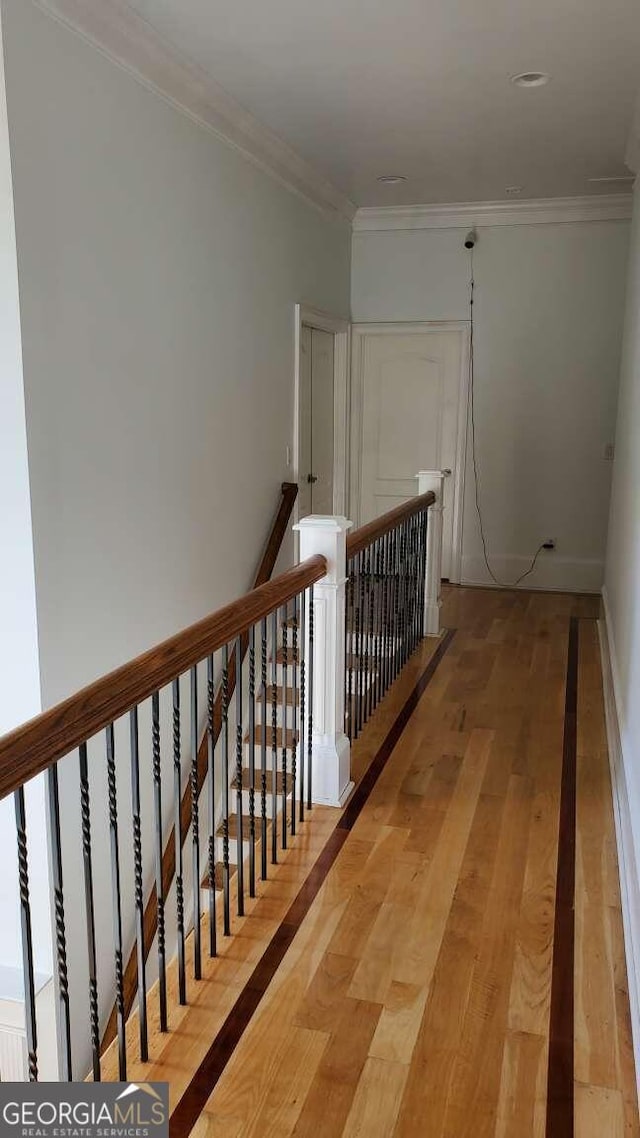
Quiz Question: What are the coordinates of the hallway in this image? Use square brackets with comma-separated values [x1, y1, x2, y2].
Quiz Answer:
[109, 586, 638, 1136]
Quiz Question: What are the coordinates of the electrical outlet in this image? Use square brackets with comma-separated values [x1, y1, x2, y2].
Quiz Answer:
[542, 539, 556, 551]
[604, 443, 615, 461]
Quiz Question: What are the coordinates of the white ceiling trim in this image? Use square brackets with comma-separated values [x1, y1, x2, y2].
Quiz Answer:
[33, 0, 356, 223]
[353, 194, 633, 232]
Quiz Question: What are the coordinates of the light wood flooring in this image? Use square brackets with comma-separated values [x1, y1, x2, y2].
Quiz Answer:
[104, 586, 638, 1137]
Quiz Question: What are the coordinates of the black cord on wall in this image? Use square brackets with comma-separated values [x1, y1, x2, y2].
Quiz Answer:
[467, 246, 545, 588]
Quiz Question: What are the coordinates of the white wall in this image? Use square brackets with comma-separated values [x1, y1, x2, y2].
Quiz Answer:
[0, 0, 350, 1074]
[602, 179, 640, 1078]
[0, 7, 51, 991]
[352, 219, 629, 591]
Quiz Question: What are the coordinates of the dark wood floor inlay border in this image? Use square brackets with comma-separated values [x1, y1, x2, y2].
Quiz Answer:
[545, 614, 579, 1138]
[169, 629, 456, 1138]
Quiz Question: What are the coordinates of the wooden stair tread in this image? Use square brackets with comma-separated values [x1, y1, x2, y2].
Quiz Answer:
[216, 813, 254, 841]
[200, 861, 236, 891]
[233, 767, 293, 794]
[245, 725, 299, 748]
[261, 685, 300, 705]
[274, 646, 300, 665]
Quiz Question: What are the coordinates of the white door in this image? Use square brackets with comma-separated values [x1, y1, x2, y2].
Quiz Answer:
[353, 327, 466, 580]
[298, 325, 335, 517]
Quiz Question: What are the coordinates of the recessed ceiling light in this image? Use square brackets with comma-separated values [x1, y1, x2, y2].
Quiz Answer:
[505, 185, 524, 195]
[376, 175, 407, 185]
[511, 71, 551, 88]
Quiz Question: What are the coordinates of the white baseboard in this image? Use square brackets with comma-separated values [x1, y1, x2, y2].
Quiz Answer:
[598, 590, 640, 1098]
[461, 553, 603, 593]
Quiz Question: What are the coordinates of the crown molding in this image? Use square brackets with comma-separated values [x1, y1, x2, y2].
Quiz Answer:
[353, 194, 633, 232]
[33, 0, 356, 224]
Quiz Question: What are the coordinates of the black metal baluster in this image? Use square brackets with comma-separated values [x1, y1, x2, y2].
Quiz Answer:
[372, 539, 382, 711]
[78, 745, 100, 1080]
[399, 519, 408, 669]
[281, 604, 288, 849]
[366, 545, 375, 725]
[129, 708, 148, 1060]
[383, 530, 392, 697]
[409, 514, 418, 652]
[307, 584, 314, 811]
[346, 560, 354, 740]
[299, 591, 306, 825]
[405, 517, 413, 662]
[357, 550, 365, 736]
[106, 725, 126, 1079]
[260, 619, 268, 880]
[172, 680, 186, 1002]
[47, 765, 72, 1081]
[190, 666, 202, 980]
[420, 508, 429, 639]
[291, 596, 298, 837]
[405, 516, 414, 656]
[412, 513, 421, 650]
[248, 626, 256, 897]
[389, 525, 398, 678]
[151, 692, 168, 1029]
[271, 609, 278, 864]
[235, 637, 245, 917]
[221, 646, 231, 935]
[15, 787, 38, 1082]
[206, 656, 217, 958]
[352, 555, 360, 738]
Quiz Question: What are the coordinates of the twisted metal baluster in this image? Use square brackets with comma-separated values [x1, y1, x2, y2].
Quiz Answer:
[151, 691, 168, 1029]
[172, 680, 186, 1003]
[365, 544, 375, 725]
[129, 708, 148, 1061]
[291, 597, 298, 837]
[78, 744, 100, 1080]
[299, 591, 306, 824]
[271, 609, 278, 864]
[281, 605, 288, 849]
[15, 787, 38, 1081]
[235, 637, 245, 917]
[346, 560, 354, 740]
[307, 584, 314, 811]
[248, 626, 256, 897]
[106, 725, 126, 1079]
[46, 764, 72, 1080]
[371, 537, 380, 705]
[190, 666, 201, 980]
[206, 656, 217, 957]
[221, 645, 231, 935]
[260, 618, 268, 880]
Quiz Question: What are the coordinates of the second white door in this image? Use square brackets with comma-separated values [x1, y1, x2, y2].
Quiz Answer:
[352, 326, 467, 581]
[298, 325, 335, 517]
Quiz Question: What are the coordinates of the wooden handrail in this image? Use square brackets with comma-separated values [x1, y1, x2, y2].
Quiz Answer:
[346, 490, 436, 559]
[253, 481, 298, 587]
[0, 555, 323, 802]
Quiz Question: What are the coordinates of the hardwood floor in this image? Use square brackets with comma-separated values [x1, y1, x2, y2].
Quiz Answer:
[105, 586, 638, 1137]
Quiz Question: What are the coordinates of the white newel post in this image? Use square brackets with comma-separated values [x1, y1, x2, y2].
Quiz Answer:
[293, 516, 354, 808]
[418, 471, 445, 637]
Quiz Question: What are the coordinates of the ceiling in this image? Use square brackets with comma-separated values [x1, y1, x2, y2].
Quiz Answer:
[124, 0, 639, 207]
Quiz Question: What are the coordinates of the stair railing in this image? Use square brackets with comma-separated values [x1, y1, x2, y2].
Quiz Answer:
[0, 546, 324, 1083]
[0, 474, 445, 1085]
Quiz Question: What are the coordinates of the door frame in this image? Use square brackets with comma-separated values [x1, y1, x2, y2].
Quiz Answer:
[350, 320, 470, 584]
[293, 304, 351, 521]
